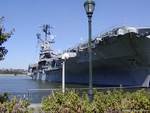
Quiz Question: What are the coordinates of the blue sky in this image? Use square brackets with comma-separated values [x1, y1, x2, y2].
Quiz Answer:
[0, 0, 150, 69]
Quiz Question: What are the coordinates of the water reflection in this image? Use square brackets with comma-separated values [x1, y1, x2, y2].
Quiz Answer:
[0, 74, 87, 93]
[0, 74, 87, 103]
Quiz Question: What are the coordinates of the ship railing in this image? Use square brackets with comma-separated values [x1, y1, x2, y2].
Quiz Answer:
[62, 27, 121, 53]
[96, 26, 120, 39]
[41, 65, 49, 69]
[45, 66, 60, 71]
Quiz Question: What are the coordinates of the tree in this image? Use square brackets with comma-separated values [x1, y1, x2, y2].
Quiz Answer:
[0, 16, 14, 60]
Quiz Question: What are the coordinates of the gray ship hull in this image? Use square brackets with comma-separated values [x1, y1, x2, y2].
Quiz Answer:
[29, 26, 150, 87]
[45, 33, 150, 87]
[45, 67, 150, 87]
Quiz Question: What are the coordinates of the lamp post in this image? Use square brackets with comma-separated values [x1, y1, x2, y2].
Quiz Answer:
[61, 52, 77, 93]
[62, 59, 66, 93]
[84, 0, 95, 101]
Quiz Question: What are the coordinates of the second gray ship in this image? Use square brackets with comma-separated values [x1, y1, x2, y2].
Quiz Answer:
[28, 25, 150, 87]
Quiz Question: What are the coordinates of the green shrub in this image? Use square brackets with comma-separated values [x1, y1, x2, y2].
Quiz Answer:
[0, 93, 9, 103]
[122, 89, 150, 112]
[41, 89, 150, 113]
[0, 97, 32, 113]
[42, 91, 83, 113]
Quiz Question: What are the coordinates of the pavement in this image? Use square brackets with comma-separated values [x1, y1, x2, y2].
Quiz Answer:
[28, 103, 42, 113]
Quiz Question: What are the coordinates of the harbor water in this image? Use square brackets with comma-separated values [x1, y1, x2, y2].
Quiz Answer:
[0, 74, 87, 103]
[0, 74, 149, 103]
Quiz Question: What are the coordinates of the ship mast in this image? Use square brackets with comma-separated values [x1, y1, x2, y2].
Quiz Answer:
[36, 24, 55, 60]
[42, 24, 52, 40]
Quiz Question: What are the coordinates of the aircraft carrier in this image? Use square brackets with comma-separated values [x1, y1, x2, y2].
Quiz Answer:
[28, 25, 150, 87]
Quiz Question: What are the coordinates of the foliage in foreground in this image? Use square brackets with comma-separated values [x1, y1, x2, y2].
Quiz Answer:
[0, 93, 9, 103]
[0, 16, 14, 60]
[41, 89, 150, 113]
[0, 89, 150, 113]
[0, 96, 32, 113]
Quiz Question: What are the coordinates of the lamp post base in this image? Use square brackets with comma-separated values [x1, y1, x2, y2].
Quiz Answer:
[88, 89, 93, 102]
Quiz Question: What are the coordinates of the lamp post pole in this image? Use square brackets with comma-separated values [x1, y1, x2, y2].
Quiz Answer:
[84, 0, 95, 101]
[62, 60, 65, 93]
[61, 52, 77, 93]
[88, 14, 93, 101]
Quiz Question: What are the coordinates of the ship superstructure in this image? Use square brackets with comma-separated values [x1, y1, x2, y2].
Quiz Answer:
[28, 25, 150, 87]
[28, 25, 61, 80]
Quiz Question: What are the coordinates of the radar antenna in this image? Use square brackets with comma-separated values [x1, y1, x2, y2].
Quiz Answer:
[42, 24, 54, 39]
[36, 24, 55, 52]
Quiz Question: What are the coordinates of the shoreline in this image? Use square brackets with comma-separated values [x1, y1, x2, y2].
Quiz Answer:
[0, 74, 27, 76]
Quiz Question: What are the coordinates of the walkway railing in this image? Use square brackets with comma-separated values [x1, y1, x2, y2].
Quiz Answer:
[1, 86, 149, 103]
[27, 88, 60, 103]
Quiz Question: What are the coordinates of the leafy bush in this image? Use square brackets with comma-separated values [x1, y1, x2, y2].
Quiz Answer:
[42, 91, 83, 113]
[41, 89, 150, 113]
[1, 89, 149, 113]
[0, 17, 14, 60]
[0, 97, 32, 113]
[0, 93, 9, 103]
[121, 89, 150, 112]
